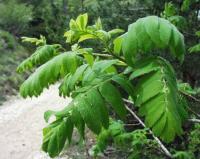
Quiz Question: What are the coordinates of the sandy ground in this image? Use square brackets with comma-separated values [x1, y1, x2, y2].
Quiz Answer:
[0, 84, 71, 159]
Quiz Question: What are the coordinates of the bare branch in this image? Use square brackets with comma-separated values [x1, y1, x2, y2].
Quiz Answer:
[123, 99, 173, 158]
[180, 91, 200, 103]
[188, 118, 200, 123]
[187, 107, 200, 118]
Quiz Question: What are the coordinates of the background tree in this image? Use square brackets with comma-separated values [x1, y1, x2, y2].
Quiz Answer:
[0, 0, 33, 36]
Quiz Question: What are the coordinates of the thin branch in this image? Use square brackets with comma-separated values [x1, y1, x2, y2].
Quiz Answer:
[188, 118, 200, 123]
[123, 99, 173, 158]
[93, 53, 113, 57]
[187, 107, 200, 118]
[123, 98, 134, 104]
[75, 29, 126, 63]
[180, 91, 200, 118]
[109, 52, 126, 63]
[124, 123, 141, 126]
[180, 91, 200, 103]
[92, 53, 127, 66]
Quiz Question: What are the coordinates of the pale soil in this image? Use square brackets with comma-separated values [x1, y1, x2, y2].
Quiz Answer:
[0, 84, 123, 159]
[0, 84, 73, 159]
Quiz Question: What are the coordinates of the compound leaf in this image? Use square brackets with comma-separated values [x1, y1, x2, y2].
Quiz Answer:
[134, 57, 186, 142]
[99, 82, 126, 119]
[20, 52, 78, 98]
[17, 45, 59, 73]
[122, 16, 185, 65]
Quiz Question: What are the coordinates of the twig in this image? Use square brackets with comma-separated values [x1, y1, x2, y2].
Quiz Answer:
[93, 53, 113, 57]
[180, 92, 200, 118]
[179, 91, 200, 118]
[180, 91, 200, 103]
[124, 123, 141, 126]
[188, 118, 200, 123]
[93, 52, 126, 64]
[109, 52, 126, 63]
[123, 98, 134, 105]
[123, 99, 173, 158]
[187, 107, 200, 118]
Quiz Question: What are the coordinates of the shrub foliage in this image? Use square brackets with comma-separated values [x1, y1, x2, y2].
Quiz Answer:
[18, 14, 191, 158]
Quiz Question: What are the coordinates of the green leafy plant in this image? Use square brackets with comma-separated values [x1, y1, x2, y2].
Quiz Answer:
[187, 124, 200, 158]
[0, 30, 16, 50]
[21, 35, 47, 46]
[189, 31, 200, 54]
[90, 119, 158, 158]
[18, 13, 190, 158]
[161, 2, 187, 30]
[0, 0, 33, 35]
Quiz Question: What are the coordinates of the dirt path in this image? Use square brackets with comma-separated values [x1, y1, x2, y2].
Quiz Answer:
[0, 84, 71, 159]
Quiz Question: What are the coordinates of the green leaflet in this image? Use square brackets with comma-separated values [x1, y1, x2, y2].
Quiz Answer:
[122, 16, 185, 66]
[42, 62, 134, 155]
[92, 60, 118, 73]
[81, 67, 98, 86]
[75, 94, 102, 134]
[42, 118, 74, 158]
[58, 74, 72, 97]
[90, 128, 110, 156]
[169, 25, 185, 62]
[44, 110, 57, 123]
[45, 86, 111, 136]
[90, 120, 124, 157]
[21, 35, 46, 46]
[82, 60, 118, 85]
[108, 29, 124, 36]
[133, 57, 186, 142]
[20, 52, 78, 98]
[59, 64, 88, 97]
[91, 120, 150, 157]
[113, 34, 125, 55]
[178, 82, 197, 95]
[71, 76, 125, 131]
[17, 45, 59, 73]
[59, 60, 132, 123]
[135, 18, 154, 51]
[71, 107, 85, 138]
[59, 60, 118, 97]
[159, 18, 172, 47]
[83, 52, 94, 66]
[143, 16, 162, 47]
[113, 36, 122, 55]
[189, 43, 200, 53]
[76, 13, 88, 31]
[99, 82, 126, 119]
[64, 13, 123, 44]
[85, 89, 109, 129]
[111, 74, 135, 100]
[44, 103, 85, 138]
[78, 34, 96, 42]
[42, 106, 85, 157]
[44, 104, 73, 123]
[135, 71, 164, 105]
[129, 57, 160, 80]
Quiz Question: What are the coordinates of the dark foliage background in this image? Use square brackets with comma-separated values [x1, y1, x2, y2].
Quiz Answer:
[0, 0, 199, 100]
[0, 0, 199, 101]
[0, 0, 200, 157]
